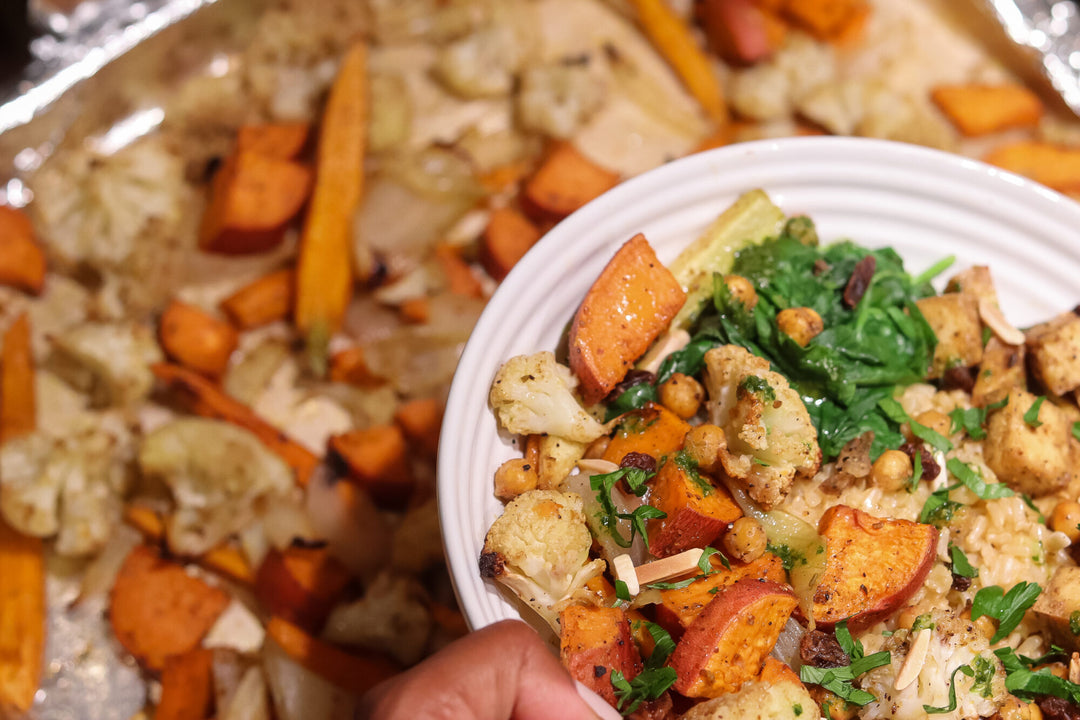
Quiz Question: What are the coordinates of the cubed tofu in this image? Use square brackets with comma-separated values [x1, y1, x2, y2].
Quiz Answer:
[1032, 566, 1080, 651]
[915, 293, 984, 379]
[946, 265, 999, 308]
[1026, 312, 1080, 396]
[971, 337, 1026, 407]
[983, 390, 1071, 496]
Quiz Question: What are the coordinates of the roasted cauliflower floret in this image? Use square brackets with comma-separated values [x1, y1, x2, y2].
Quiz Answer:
[703, 345, 820, 508]
[322, 571, 433, 666]
[517, 63, 606, 139]
[138, 418, 294, 555]
[434, 23, 532, 98]
[489, 352, 606, 443]
[49, 321, 162, 407]
[479, 489, 605, 629]
[860, 609, 1007, 720]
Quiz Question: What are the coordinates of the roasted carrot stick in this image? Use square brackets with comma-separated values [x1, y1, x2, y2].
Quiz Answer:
[159, 300, 239, 378]
[123, 505, 254, 585]
[626, 0, 729, 123]
[236, 122, 311, 160]
[931, 84, 1044, 137]
[295, 42, 368, 373]
[0, 207, 46, 295]
[0, 314, 35, 445]
[219, 269, 294, 330]
[0, 519, 44, 711]
[266, 616, 400, 693]
[156, 648, 214, 720]
[151, 362, 319, 486]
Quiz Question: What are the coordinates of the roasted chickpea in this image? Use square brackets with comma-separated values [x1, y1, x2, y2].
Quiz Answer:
[870, 449, 913, 492]
[1050, 501, 1080, 543]
[659, 372, 704, 419]
[493, 458, 538, 501]
[684, 424, 725, 472]
[722, 517, 767, 563]
[584, 435, 611, 460]
[998, 694, 1042, 720]
[722, 274, 758, 310]
[776, 307, 824, 347]
[913, 410, 951, 438]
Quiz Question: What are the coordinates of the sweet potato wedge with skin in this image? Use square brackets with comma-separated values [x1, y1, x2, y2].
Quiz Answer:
[255, 546, 351, 632]
[670, 578, 798, 698]
[480, 207, 542, 282]
[602, 402, 691, 466]
[569, 236, 687, 405]
[699, 0, 785, 66]
[648, 456, 742, 558]
[656, 553, 786, 633]
[199, 151, 313, 254]
[0, 519, 44, 711]
[109, 545, 230, 671]
[155, 648, 214, 720]
[559, 605, 642, 708]
[758, 655, 803, 686]
[931, 84, 1043, 137]
[0, 206, 46, 295]
[159, 300, 239, 379]
[236, 122, 310, 160]
[523, 143, 620, 220]
[812, 505, 937, 632]
[219, 268, 294, 330]
[328, 425, 414, 509]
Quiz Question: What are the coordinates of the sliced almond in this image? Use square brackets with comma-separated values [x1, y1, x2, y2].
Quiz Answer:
[979, 297, 1025, 346]
[634, 548, 704, 587]
[638, 329, 690, 374]
[1070, 652, 1080, 684]
[894, 628, 932, 691]
[577, 458, 620, 476]
[612, 554, 639, 596]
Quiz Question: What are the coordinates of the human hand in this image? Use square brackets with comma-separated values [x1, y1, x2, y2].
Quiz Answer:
[357, 619, 608, 720]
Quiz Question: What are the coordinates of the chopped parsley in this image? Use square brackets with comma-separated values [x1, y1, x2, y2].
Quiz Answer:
[768, 543, 807, 571]
[910, 613, 936, 632]
[1024, 396, 1046, 428]
[1073, 421, 1080, 442]
[924, 664, 974, 714]
[919, 483, 963, 527]
[799, 621, 890, 707]
[982, 326, 992, 346]
[1070, 610, 1080, 636]
[995, 646, 1080, 705]
[970, 656, 996, 698]
[947, 397, 1007, 440]
[948, 544, 978, 579]
[739, 375, 776, 403]
[699, 546, 731, 572]
[908, 450, 923, 493]
[673, 451, 713, 496]
[1022, 494, 1047, 523]
[878, 398, 953, 453]
[971, 581, 1042, 643]
[614, 579, 631, 602]
[793, 704, 803, 716]
[605, 382, 659, 422]
[590, 467, 666, 549]
[611, 623, 678, 715]
[946, 458, 1014, 500]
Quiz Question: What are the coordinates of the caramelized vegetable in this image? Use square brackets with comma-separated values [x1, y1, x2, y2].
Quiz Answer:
[434, 244, 484, 299]
[523, 143, 620, 220]
[931, 84, 1043, 137]
[559, 605, 642, 707]
[295, 41, 368, 367]
[151, 363, 319, 486]
[328, 347, 384, 388]
[159, 300, 238, 378]
[479, 207, 542, 282]
[255, 546, 351, 632]
[394, 397, 443, 458]
[648, 454, 743, 557]
[0, 206, 46, 295]
[155, 649, 214, 720]
[198, 151, 313, 254]
[656, 553, 786, 632]
[123, 505, 254, 585]
[109, 546, 230, 671]
[0, 314, 35, 445]
[0, 519, 44, 711]
[984, 141, 1080, 194]
[236, 122, 310, 160]
[328, 425, 414, 508]
[602, 402, 691, 466]
[219, 268, 294, 330]
[266, 616, 400, 693]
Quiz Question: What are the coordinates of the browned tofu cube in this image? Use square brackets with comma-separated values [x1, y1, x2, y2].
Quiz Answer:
[971, 337, 1026, 407]
[1033, 566, 1080, 651]
[916, 293, 984, 379]
[1026, 312, 1080, 396]
[946, 265, 999, 308]
[984, 390, 1072, 497]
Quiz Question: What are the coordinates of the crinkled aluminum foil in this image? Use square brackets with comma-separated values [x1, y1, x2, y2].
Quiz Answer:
[982, 0, 1080, 113]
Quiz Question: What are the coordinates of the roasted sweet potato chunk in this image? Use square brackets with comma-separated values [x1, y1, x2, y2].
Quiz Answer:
[656, 553, 786, 632]
[931, 84, 1043, 137]
[648, 455, 742, 558]
[811, 505, 937, 631]
[670, 578, 798, 698]
[328, 425, 414, 508]
[559, 605, 642, 708]
[602, 402, 691, 466]
[569, 236, 687, 405]
[523, 143, 620, 220]
[255, 546, 351, 632]
[155, 648, 214, 720]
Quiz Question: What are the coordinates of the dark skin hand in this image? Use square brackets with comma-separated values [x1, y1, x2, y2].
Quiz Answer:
[358, 620, 602, 720]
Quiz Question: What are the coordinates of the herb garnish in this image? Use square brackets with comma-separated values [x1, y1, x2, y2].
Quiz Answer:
[911, 613, 936, 632]
[799, 620, 890, 706]
[946, 458, 1014, 500]
[948, 397, 1007, 440]
[1073, 421, 1080, 442]
[878, 398, 953, 454]
[1021, 494, 1047, 523]
[1070, 610, 1080, 636]
[995, 646, 1080, 705]
[908, 450, 923, 493]
[590, 468, 666, 548]
[673, 451, 712, 496]
[919, 484, 963, 527]
[948, 544, 978, 579]
[768, 543, 807, 571]
[739, 375, 776, 403]
[924, 664, 974, 714]
[611, 623, 678, 714]
[971, 581, 1042, 643]
[970, 656, 996, 698]
[1024, 396, 1046, 428]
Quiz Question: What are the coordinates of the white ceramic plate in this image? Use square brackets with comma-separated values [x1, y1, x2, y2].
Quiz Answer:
[437, 136, 1080, 632]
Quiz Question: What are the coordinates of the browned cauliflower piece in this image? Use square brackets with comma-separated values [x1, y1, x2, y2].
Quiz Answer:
[703, 345, 821, 509]
[479, 489, 605, 630]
